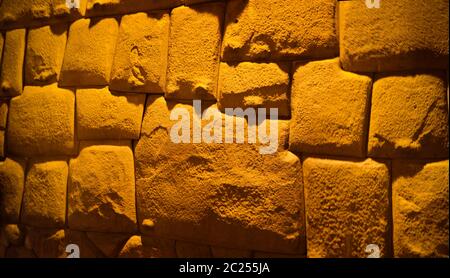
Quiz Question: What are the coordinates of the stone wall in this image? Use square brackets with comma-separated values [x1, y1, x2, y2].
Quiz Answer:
[0, 0, 448, 258]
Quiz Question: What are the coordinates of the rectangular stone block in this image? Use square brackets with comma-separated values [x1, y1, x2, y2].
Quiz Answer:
[221, 0, 337, 61]
[0, 0, 86, 29]
[289, 58, 372, 157]
[303, 157, 390, 258]
[0, 29, 26, 97]
[166, 4, 224, 100]
[368, 72, 448, 158]
[339, 0, 449, 72]
[7, 84, 75, 156]
[110, 12, 169, 93]
[21, 159, 68, 229]
[211, 246, 252, 258]
[68, 141, 137, 233]
[76, 87, 146, 140]
[25, 24, 68, 85]
[393, 160, 449, 258]
[59, 18, 119, 86]
[218, 62, 290, 117]
[86, 0, 182, 17]
[0, 158, 25, 223]
[0, 99, 9, 129]
[176, 241, 212, 258]
[135, 96, 305, 254]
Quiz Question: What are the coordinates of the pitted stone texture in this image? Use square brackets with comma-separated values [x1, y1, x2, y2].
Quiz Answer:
[166, 4, 224, 100]
[86, 232, 130, 258]
[59, 18, 119, 86]
[303, 157, 390, 258]
[68, 141, 137, 233]
[135, 96, 304, 254]
[86, 0, 182, 17]
[0, 0, 86, 29]
[218, 62, 290, 117]
[76, 87, 146, 140]
[0, 99, 9, 129]
[393, 160, 449, 258]
[21, 159, 68, 229]
[368, 72, 448, 158]
[25, 24, 68, 85]
[0, 29, 26, 97]
[289, 58, 372, 157]
[7, 84, 75, 156]
[222, 0, 337, 61]
[339, 0, 449, 72]
[110, 12, 169, 93]
[118, 235, 176, 258]
[0, 158, 25, 223]
[176, 241, 212, 258]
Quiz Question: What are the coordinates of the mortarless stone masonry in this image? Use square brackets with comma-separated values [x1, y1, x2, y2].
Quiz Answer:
[0, 0, 448, 258]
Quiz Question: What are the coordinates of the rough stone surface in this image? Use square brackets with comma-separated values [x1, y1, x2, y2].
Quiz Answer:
[176, 241, 212, 258]
[393, 160, 449, 258]
[0, 158, 25, 223]
[86, 0, 182, 17]
[254, 251, 304, 258]
[110, 12, 169, 93]
[339, 0, 449, 72]
[303, 157, 390, 258]
[0, 33, 3, 66]
[0, 0, 86, 29]
[68, 141, 137, 233]
[0, 29, 26, 97]
[368, 72, 449, 158]
[25, 24, 68, 85]
[86, 232, 130, 258]
[218, 62, 290, 117]
[221, 0, 337, 61]
[2, 224, 24, 246]
[76, 87, 146, 140]
[118, 235, 176, 258]
[166, 4, 224, 100]
[21, 159, 68, 229]
[59, 18, 119, 86]
[7, 84, 75, 156]
[135, 96, 304, 254]
[211, 246, 252, 258]
[0, 99, 8, 129]
[289, 58, 372, 157]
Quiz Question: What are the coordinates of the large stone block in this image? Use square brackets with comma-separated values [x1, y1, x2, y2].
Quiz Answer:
[0, 29, 26, 97]
[76, 87, 146, 140]
[0, 0, 86, 29]
[21, 159, 68, 229]
[393, 160, 449, 258]
[221, 0, 337, 61]
[339, 0, 449, 72]
[7, 84, 75, 156]
[0, 158, 25, 223]
[86, 0, 182, 17]
[218, 62, 290, 117]
[110, 12, 169, 93]
[59, 18, 119, 86]
[68, 141, 137, 233]
[166, 4, 224, 100]
[86, 232, 130, 258]
[289, 58, 372, 157]
[135, 96, 304, 254]
[25, 24, 68, 85]
[176, 241, 212, 258]
[0, 130, 4, 158]
[0, 33, 4, 65]
[368, 72, 448, 158]
[303, 157, 390, 258]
